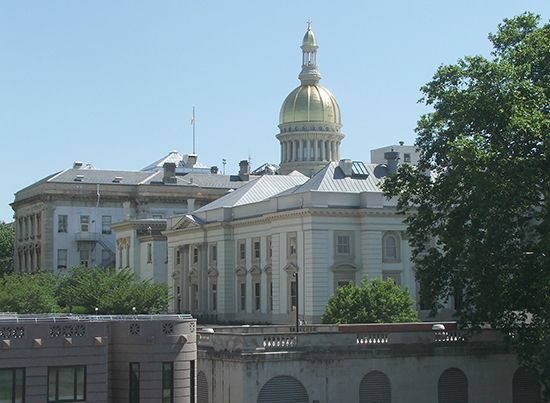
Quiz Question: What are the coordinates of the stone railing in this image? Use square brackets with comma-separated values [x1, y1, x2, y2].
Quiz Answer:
[197, 327, 505, 353]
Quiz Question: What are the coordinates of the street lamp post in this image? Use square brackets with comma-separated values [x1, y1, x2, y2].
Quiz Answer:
[294, 272, 299, 333]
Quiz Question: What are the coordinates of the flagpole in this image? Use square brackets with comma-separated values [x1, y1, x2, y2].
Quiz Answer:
[193, 107, 196, 154]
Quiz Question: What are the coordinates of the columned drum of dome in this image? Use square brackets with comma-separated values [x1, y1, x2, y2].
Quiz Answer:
[277, 23, 345, 176]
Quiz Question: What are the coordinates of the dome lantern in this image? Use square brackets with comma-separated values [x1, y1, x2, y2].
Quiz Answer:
[276, 23, 345, 177]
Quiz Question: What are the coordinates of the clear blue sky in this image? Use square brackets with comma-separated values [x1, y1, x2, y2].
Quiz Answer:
[1, 1, 549, 222]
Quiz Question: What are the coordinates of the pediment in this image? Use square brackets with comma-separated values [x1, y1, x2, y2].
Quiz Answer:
[283, 262, 299, 274]
[171, 215, 203, 231]
[235, 266, 247, 277]
[330, 262, 358, 272]
[249, 265, 262, 276]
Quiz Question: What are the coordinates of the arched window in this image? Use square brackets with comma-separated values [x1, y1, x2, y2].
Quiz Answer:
[197, 371, 208, 403]
[513, 367, 541, 403]
[359, 370, 391, 403]
[257, 375, 308, 403]
[382, 233, 400, 262]
[438, 367, 468, 403]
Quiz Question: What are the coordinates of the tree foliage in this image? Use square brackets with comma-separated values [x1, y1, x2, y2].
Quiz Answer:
[323, 278, 418, 324]
[383, 13, 550, 398]
[57, 267, 169, 314]
[0, 267, 168, 314]
[0, 222, 15, 274]
[0, 273, 60, 313]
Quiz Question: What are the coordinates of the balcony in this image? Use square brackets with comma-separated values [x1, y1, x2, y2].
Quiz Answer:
[74, 232, 100, 242]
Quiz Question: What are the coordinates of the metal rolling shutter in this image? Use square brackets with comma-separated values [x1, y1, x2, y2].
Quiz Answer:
[359, 370, 392, 403]
[438, 368, 468, 403]
[513, 367, 541, 403]
[197, 371, 208, 403]
[257, 375, 309, 403]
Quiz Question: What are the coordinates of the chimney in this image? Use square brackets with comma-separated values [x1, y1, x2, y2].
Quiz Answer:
[210, 166, 219, 174]
[399, 140, 404, 146]
[338, 159, 353, 177]
[73, 161, 83, 169]
[239, 160, 249, 181]
[185, 154, 198, 168]
[163, 162, 177, 184]
[384, 150, 400, 174]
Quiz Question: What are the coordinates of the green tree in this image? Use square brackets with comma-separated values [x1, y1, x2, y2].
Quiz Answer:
[323, 278, 418, 324]
[0, 222, 15, 274]
[0, 273, 60, 313]
[383, 13, 550, 398]
[57, 267, 168, 314]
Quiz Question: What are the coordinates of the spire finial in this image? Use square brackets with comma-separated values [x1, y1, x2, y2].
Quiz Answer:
[307, 20, 312, 30]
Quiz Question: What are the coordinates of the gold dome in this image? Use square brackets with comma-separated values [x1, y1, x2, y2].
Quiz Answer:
[279, 84, 341, 125]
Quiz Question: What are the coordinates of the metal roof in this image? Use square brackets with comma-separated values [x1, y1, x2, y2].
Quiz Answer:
[194, 174, 308, 212]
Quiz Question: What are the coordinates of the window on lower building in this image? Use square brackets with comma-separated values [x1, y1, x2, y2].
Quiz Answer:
[254, 282, 261, 311]
[211, 283, 217, 311]
[57, 249, 68, 270]
[101, 215, 112, 234]
[336, 234, 351, 255]
[193, 247, 199, 264]
[382, 233, 400, 262]
[48, 366, 85, 402]
[288, 234, 297, 257]
[58, 215, 68, 233]
[238, 241, 246, 261]
[147, 243, 152, 263]
[0, 368, 25, 403]
[211, 244, 217, 263]
[191, 284, 199, 311]
[176, 249, 181, 265]
[129, 363, 140, 403]
[80, 216, 89, 232]
[253, 240, 260, 260]
[404, 153, 411, 163]
[240, 282, 246, 311]
[79, 249, 90, 268]
[290, 279, 297, 311]
[383, 271, 402, 287]
[162, 362, 174, 403]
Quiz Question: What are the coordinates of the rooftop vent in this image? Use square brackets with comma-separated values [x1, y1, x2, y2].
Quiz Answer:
[73, 161, 83, 169]
[112, 176, 123, 183]
[338, 159, 353, 177]
[74, 175, 84, 182]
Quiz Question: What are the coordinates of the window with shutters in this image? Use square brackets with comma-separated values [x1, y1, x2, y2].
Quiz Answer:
[359, 370, 391, 403]
[513, 367, 541, 403]
[257, 375, 308, 403]
[438, 368, 468, 403]
[197, 371, 208, 403]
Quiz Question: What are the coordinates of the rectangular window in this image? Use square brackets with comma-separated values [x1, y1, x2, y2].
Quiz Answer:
[253, 240, 260, 260]
[267, 237, 272, 259]
[79, 249, 90, 268]
[404, 153, 411, 163]
[0, 368, 25, 403]
[152, 213, 164, 219]
[80, 215, 89, 232]
[254, 282, 261, 311]
[288, 234, 297, 257]
[383, 271, 402, 287]
[211, 244, 217, 263]
[239, 242, 246, 261]
[290, 279, 297, 311]
[176, 250, 181, 265]
[101, 215, 112, 234]
[36, 213, 41, 236]
[193, 247, 199, 264]
[147, 243, 152, 264]
[129, 363, 140, 403]
[211, 283, 217, 311]
[336, 234, 351, 255]
[240, 283, 246, 311]
[162, 362, 174, 403]
[192, 284, 199, 310]
[48, 366, 85, 402]
[269, 281, 273, 311]
[58, 215, 68, 233]
[57, 249, 68, 270]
